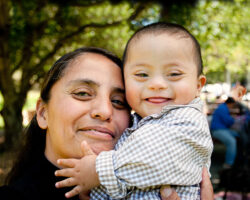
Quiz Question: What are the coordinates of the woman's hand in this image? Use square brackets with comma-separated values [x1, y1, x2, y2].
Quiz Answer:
[160, 186, 180, 200]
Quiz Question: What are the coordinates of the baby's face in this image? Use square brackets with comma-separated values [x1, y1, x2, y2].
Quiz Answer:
[124, 33, 206, 118]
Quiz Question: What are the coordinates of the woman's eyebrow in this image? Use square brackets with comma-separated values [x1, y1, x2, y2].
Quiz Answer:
[67, 79, 100, 87]
[112, 87, 125, 94]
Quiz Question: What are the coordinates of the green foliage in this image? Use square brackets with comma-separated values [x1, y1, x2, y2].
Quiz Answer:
[0, 118, 3, 128]
[186, 0, 250, 83]
[23, 91, 39, 111]
[9, 1, 163, 84]
[9, 0, 248, 87]
[1, 0, 250, 131]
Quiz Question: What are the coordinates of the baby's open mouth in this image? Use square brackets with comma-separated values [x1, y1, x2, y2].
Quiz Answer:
[146, 97, 171, 104]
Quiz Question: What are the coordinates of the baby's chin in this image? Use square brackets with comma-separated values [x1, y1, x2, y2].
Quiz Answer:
[139, 108, 164, 118]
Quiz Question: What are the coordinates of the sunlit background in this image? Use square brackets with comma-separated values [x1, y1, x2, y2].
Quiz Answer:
[0, 0, 249, 198]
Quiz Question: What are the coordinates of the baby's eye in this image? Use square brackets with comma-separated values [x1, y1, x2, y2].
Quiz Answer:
[168, 72, 181, 77]
[166, 71, 183, 81]
[135, 73, 148, 77]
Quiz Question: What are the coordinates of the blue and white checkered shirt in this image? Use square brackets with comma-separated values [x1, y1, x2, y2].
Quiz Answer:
[91, 98, 213, 199]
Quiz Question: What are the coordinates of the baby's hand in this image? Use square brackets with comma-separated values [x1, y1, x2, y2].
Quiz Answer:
[55, 141, 100, 198]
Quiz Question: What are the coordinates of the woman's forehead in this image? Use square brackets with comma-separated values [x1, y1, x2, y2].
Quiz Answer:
[60, 53, 124, 88]
[67, 53, 120, 73]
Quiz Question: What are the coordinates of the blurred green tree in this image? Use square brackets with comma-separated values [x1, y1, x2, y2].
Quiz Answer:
[0, 0, 249, 151]
[188, 0, 250, 84]
[0, 0, 197, 150]
[161, 0, 250, 85]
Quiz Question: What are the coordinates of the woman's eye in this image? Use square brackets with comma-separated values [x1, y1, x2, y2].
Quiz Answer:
[135, 73, 148, 77]
[74, 92, 90, 96]
[72, 91, 92, 100]
[112, 99, 127, 109]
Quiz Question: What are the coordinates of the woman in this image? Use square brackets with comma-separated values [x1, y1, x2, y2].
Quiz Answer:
[0, 47, 213, 200]
[0, 47, 129, 200]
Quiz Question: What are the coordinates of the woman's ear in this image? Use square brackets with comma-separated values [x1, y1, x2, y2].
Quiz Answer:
[196, 75, 206, 96]
[36, 98, 48, 129]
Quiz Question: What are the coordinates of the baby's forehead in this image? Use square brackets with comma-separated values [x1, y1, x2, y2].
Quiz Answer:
[125, 32, 199, 72]
[127, 32, 195, 58]
[131, 30, 193, 44]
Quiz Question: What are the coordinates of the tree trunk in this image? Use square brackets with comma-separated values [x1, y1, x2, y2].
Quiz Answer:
[1, 97, 23, 150]
[0, 0, 27, 151]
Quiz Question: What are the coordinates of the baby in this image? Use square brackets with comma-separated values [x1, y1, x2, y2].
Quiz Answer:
[55, 22, 213, 199]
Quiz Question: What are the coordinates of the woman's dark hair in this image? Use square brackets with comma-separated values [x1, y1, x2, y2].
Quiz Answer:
[5, 47, 123, 184]
[122, 22, 203, 76]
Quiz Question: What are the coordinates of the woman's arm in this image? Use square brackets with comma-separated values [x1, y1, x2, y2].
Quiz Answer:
[200, 167, 214, 200]
[160, 168, 214, 200]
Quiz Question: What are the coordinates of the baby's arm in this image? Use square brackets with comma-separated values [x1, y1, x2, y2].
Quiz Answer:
[55, 141, 100, 198]
[95, 109, 213, 198]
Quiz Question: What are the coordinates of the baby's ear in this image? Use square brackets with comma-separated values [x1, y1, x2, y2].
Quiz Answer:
[36, 98, 48, 129]
[196, 75, 206, 96]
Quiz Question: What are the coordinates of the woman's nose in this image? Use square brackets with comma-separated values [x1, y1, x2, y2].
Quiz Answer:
[90, 98, 113, 121]
[148, 76, 167, 90]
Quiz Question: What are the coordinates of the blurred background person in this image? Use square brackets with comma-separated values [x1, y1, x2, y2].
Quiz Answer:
[210, 97, 238, 169]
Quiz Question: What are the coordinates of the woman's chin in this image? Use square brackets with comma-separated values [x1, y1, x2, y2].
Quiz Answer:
[91, 144, 115, 155]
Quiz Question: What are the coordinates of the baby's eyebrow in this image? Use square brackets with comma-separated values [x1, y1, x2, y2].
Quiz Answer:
[132, 63, 151, 68]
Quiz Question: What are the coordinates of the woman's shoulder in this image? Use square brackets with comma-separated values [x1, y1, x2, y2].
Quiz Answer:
[0, 169, 42, 200]
[0, 156, 57, 200]
[0, 185, 26, 200]
[1, 156, 78, 200]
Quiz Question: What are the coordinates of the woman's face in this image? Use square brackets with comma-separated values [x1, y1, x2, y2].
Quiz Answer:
[37, 53, 130, 165]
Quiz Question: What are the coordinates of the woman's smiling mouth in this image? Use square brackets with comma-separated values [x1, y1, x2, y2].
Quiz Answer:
[78, 126, 115, 140]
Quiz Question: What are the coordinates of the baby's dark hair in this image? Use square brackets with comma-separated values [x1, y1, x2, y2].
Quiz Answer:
[122, 22, 203, 76]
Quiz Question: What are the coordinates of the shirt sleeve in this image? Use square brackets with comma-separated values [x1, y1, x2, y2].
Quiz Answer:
[96, 108, 213, 199]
